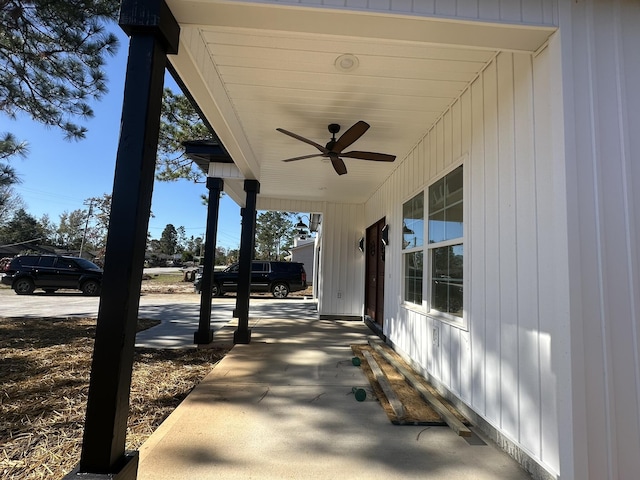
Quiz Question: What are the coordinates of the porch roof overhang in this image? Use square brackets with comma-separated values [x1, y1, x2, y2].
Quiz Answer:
[166, 1, 556, 208]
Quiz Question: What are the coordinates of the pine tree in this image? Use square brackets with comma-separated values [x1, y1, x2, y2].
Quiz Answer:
[255, 212, 294, 261]
[1, 1, 120, 217]
[156, 88, 212, 181]
[0, 1, 120, 139]
[159, 224, 178, 255]
[0, 208, 48, 245]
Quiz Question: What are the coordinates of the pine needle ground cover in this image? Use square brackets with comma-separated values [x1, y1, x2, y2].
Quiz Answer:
[0, 317, 230, 479]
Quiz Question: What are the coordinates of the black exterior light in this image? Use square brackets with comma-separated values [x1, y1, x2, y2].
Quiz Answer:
[381, 224, 389, 246]
[295, 217, 309, 230]
[403, 222, 414, 235]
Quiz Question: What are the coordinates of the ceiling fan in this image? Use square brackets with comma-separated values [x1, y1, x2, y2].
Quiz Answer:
[276, 121, 396, 175]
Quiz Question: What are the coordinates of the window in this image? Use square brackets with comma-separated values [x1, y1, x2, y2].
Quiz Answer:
[402, 192, 424, 305]
[428, 165, 463, 319]
[38, 256, 56, 267]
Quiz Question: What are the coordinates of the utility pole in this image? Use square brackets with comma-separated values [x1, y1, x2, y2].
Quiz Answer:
[79, 199, 94, 259]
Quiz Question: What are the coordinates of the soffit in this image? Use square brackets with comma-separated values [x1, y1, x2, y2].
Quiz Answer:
[167, 1, 555, 205]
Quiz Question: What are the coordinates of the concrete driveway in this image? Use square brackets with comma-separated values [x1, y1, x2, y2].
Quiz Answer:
[0, 288, 318, 348]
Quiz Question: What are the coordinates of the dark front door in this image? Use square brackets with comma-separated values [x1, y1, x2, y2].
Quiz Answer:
[365, 218, 385, 327]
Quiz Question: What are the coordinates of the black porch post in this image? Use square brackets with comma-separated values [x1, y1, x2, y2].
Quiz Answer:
[68, 1, 179, 478]
[233, 179, 260, 344]
[195, 177, 224, 344]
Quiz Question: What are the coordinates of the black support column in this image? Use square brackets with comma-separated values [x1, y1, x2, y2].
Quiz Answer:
[233, 179, 260, 344]
[194, 177, 224, 344]
[67, 1, 179, 478]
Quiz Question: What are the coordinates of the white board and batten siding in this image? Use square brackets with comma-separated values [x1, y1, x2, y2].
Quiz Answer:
[365, 45, 569, 477]
[257, 197, 365, 317]
[251, 0, 558, 26]
[558, 2, 640, 480]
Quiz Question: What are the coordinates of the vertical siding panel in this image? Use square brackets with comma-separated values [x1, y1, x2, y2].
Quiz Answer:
[443, 109, 453, 167]
[436, 120, 445, 175]
[411, 144, 422, 191]
[621, 7, 640, 463]
[456, 0, 479, 19]
[441, 322, 451, 387]
[460, 87, 473, 402]
[566, 4, 610, 475]
[418, 137, 425, 187]
[532, 42, 560, 473]
[513, 52, 542, 459]
[368, 0, 391, 11]
[413, 0, 435, 15]
[322, 203, 335, 314]
[435, 0, 456, 16]
[482, 59, 501, 426]
[470, 75, 486, 413]
[522, 0, 544, 24]
[500, 0, 523, 22]
[496, 52, 519, 436]
[402, 150, 409, 196]
[461, 89, 472, 156]
[542, 0, 557, 25]
[390, 0, 412, 13]
[345, 205, 354, 313]
[451, 327, 461, 395]
[408, 148, 415, 194]
[479, 0, 501, 20]
[452, 98, 462, 161]
[352, 204, 364, 315]
[425, 128, 436, 185]
[591, 4, 640, 476]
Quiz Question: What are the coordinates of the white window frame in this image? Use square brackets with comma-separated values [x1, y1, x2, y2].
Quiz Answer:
[401, 190, 426, 311]
[426, 160, 468, 330]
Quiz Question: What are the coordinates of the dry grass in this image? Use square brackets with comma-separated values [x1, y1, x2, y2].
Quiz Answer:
[141, 273, 196, 294]
[0, 316, 230, 479]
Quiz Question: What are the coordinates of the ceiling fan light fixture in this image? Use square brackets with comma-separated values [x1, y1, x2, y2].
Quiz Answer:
[335, 54, 359, 72]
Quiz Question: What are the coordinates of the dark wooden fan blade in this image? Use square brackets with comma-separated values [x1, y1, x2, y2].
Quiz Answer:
[282, 153, 324, 162]
[332, 121, 370, 153]
[277, 128, 328, 153]
[341, 151, 396, 162]
[329, 153, 347, 175]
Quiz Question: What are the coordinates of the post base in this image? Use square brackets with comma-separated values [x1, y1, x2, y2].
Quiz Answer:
[64, 451, 139, 480]
[233, 328, 252, 344]
[194, 329, 214, 344]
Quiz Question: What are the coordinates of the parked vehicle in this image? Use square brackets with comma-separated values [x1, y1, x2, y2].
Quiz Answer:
[0, 255, 103, 295]
[194, 261, 306, 298]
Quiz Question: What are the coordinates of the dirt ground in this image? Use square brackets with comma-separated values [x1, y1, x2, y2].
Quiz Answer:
[0, 313, 229, 479]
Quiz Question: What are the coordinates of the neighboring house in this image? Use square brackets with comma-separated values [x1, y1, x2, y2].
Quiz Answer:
[80, 2, 639, 480]
[0, 243, 58, 258]
[290, 236, 316, 286]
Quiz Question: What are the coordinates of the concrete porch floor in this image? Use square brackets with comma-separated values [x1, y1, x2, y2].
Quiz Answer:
[136, 300, 533, 479]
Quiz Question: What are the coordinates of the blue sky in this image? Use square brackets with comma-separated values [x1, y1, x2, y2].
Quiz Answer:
[2, 29, 243, 250]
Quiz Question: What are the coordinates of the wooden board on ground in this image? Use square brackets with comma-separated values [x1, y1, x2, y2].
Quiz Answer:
[368, 340, 472, 437]
[362, 350, 405, 421]
[351, 344, 445, 425]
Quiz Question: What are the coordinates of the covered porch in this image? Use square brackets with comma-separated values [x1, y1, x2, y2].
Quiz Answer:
[134, 299, 534, 480]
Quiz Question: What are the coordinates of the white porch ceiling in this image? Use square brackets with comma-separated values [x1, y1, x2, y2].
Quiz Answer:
[166, 1, 555, 206]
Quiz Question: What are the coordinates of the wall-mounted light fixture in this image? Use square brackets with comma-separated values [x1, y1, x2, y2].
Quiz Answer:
[402, 222, 414, 235]
[381, 224, 389, 246]
[295, 217, 308, 230]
